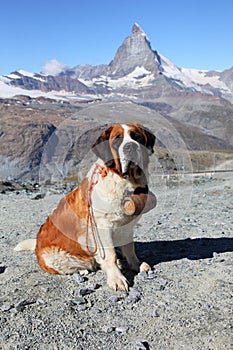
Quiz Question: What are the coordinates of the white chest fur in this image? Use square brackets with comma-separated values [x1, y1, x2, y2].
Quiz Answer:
[91, 169, 134, 216]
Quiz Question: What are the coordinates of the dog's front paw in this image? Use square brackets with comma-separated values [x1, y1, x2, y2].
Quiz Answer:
[139, 262, 151, 272]
[107, 274, 129, 292]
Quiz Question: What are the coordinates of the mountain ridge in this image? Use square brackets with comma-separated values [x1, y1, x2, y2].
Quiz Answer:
[1, 23, 233, 103]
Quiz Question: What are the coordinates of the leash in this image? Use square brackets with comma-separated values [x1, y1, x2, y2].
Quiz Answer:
[86, 163, 107, 255]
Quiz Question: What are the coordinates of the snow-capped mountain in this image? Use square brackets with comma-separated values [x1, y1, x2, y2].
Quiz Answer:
[1, 23, 233, 181]
[1, 23, 233, 103]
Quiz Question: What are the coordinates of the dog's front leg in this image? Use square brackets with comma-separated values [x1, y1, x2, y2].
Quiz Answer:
[121, 242, 151, 273]
[96, 247, 129, 292]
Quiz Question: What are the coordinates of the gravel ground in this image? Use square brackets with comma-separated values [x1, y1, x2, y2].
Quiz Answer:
[0, 174, 232, 350]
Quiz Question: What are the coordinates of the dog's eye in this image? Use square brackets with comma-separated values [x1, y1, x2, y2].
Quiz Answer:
[112, 135, 123, 148]
[130, 131, 144, 144]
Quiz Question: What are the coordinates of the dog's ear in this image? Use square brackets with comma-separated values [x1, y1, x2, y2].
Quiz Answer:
[92, 126, 114, 166]
[140, 125, 156, 155]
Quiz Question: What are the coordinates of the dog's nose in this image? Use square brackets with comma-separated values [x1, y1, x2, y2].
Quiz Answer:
[123, 142, 138, 153]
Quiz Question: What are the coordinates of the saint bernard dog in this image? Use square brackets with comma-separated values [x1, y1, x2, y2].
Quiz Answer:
[14, 123, 156, 291]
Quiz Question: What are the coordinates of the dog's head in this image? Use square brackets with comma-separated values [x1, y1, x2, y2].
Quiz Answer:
[92, 123, 155, 179]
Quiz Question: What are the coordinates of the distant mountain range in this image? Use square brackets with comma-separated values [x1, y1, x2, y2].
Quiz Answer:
[1, 23, 233, 103]
[0, 23, 233, 181]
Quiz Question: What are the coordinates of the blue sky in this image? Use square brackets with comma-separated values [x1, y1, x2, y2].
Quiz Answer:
[1, 0, 233, 75]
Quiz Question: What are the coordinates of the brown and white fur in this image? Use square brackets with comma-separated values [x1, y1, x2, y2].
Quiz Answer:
[14, 123, 155, 291]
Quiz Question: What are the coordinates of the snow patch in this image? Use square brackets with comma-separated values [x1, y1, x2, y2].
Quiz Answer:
[18, 69, 37, 78]
[181, 68, 229, 91]
[80, 66, 154, 90]
[159, 53, 230, 93]
[6, 70, 46, 82]
[0, 75, 11, 83]
[0, 79, 64, 100]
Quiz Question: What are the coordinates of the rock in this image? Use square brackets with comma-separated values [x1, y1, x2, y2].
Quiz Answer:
[72, 273, 86, 284]
[0, 303, 12, 312]
[70, 298, 86, 306]
[0, 332, 10, 341]
[91, 308, 102, 314]
[86, 283, 101, 290]
[108, 295, 120, 303]
[135, 340, 149, 349]
[147, 270, 156, 279]
[157, 278, 167, 287]
[0, 266, 6, 274]
[151, 309, 160, 317]
[138, 272, 148, 279]
[126, 294, 140, 304]
[102, 326, 114, 333]
[31, 193, 46, 200]
[115, 326, 128, 333]
[66, 298, 87, 311]
[129, 288, 141, 297]
[77, 305, 87, 312]
[76, 288, 94, 296]
[0, 118, 56, 181]
[126, 288, 141, 303]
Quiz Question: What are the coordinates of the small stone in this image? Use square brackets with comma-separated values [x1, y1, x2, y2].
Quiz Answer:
[151, 309, 160, 317]
[127, 288, 141, 303]
[0, 303, 12, 312]
[129, 288, 141, 297]
[157, 278, 167, 287]
[213, 252, 218, 258]
[77, 305, 87, 312]
[91, 308, 102, 314]
[138, 272, 148, 279]
[126, 294, 140, 303]
[147, 270, 156, 279]
[115, 326, 128, 333]
[0, 332, 10, 341]
[31, 193, 46, 200]
[135, 340, 149, 349]
[72, 273, 85, 283]
[14, 303, 25, 312]
[109, 295, 120, 303]
[153, 282, 166, 291]
[66, 297, 86, 310]
[77, 288, 94, 296]
[0, 266, 6, 274]
[71, 297, 86, 306]
[102, 326, 114, 333]
[87, 282, 101, 290]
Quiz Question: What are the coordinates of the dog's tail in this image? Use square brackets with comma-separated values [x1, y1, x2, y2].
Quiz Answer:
[14, 239, 36, 251]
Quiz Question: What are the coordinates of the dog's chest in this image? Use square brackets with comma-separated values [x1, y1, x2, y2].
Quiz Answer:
[91, 172, 135, 223]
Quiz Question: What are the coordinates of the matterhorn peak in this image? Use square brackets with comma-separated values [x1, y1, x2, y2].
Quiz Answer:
[109, 23, 161, 77]
[131, 23, 149, 40]
[132, 23, 144, 34]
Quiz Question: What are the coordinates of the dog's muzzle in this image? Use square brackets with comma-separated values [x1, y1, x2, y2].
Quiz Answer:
[123, 142, 138, 154]
[121, 142, 142, 178]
